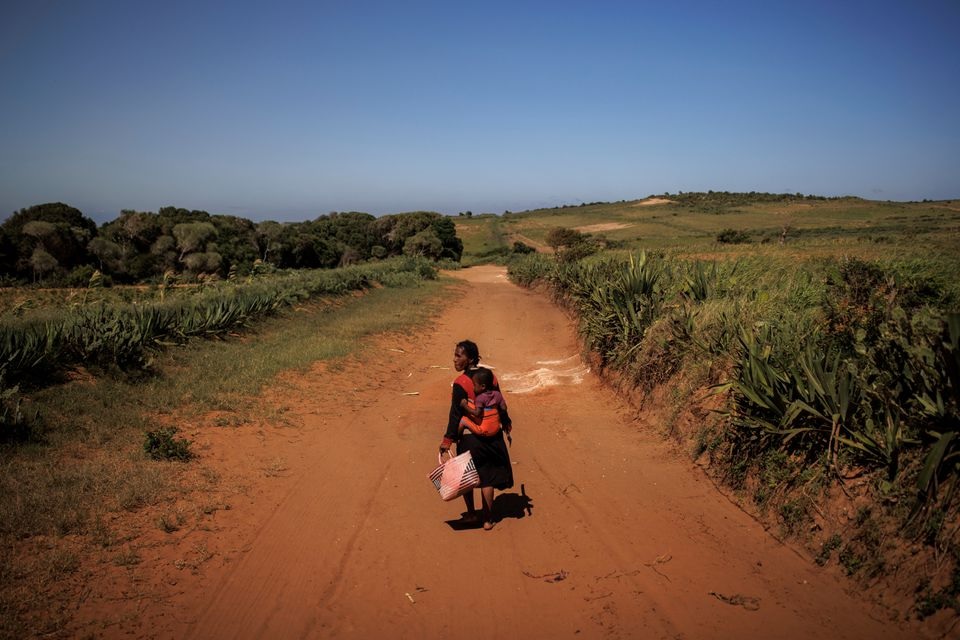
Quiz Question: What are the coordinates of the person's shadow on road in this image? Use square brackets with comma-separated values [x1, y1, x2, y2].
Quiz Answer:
[444, 484, 534, 530]
[493, 483, 534, 520]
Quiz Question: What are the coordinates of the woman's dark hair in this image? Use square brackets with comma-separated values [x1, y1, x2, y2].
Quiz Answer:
[457, 340, 480, 365]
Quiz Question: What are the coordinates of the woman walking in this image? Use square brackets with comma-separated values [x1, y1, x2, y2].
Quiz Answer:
[439, 340, 514, 530]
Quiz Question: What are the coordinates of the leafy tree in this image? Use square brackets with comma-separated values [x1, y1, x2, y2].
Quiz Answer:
[157, 206, 211, 226]
[288, 234, 319, 268]
[2, 202, 96, 234]
[288, 231, 339, 269]
[95, 210, 163, 281]
[255, 221, 287, 263]
[545, 226, 588, 251]
[1, 200, 466, 283]
[314, 212, 377, 260]
[0, 228, 15, 275]
[1, 203, 96, 279]
[403, 228, 443, 258]
[22, 220, 57, 242]
[170, 222, 221, 276]
[373, 212, 433, 254]
[116, 210, 162, 251]
[173, 222, 217, 260]
[210, 215, 259, 275]
[338, 246, 363, 266]
[313, 236, 341, 268]
[29, 247, 58, 282]
[150, 235, 178, 273]
[182, 251, 222, 273]
[430, 215, 463, 260]
[87, 236, 123, 272]
[372, 211, 462, 260]
[545, 226, 597, 262]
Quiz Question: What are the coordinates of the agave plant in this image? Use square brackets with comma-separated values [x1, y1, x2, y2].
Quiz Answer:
[682, 260, 717, 302]
[0, 256, 437, 387]
[0, 321, 58, 381]
[846, 407, 912, 482]
[725, 323, 866, 469]
[913, 312, 960, 508]
[562, 252, 670, 367]
[724, 324, 792, 440]
[786, 343, 862, 468]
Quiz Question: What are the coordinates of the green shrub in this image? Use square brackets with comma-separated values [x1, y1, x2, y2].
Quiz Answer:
[815, 534, 844, 566]
[512, 241, 536, 254]
[716, 229, 750, 244]
[507, 253, 553, 287]
[143, 427, 193, 461]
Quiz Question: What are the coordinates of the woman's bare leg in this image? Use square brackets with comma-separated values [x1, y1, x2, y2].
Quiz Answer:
[481, 487, 496, 530]
[462, 490, 478, 521]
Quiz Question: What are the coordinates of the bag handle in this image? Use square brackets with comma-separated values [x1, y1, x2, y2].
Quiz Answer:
[438, 450, 454, 465]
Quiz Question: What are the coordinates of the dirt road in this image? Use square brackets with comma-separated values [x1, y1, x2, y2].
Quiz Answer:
[152, 266, 910, 638]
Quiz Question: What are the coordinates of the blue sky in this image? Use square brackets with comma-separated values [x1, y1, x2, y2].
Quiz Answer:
[1, 0, 958, 224]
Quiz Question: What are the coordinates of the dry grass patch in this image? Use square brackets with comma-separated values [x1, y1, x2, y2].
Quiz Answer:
[574, 222, 634, 233]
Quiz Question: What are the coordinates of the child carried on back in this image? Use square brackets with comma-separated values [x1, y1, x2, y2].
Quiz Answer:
[459, 367, 511, 442]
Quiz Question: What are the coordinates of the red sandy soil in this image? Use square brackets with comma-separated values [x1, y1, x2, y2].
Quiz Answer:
[64, 265, 928, 639]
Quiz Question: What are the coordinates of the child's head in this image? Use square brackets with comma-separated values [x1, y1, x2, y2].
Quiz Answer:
[470, 367, 494, 394]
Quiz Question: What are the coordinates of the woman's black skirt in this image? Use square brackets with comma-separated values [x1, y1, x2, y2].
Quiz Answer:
[457, 430, 513, 490]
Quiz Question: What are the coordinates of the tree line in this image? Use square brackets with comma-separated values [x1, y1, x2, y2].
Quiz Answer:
[0, 203, 463, 285]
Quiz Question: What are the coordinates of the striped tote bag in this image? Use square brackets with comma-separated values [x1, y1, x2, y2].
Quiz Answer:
[428, 450, 480, 501]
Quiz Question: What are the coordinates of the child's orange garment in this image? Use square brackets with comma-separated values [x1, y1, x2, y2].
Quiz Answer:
[460, 389, 507, 436]
[441, 369, 510, 450]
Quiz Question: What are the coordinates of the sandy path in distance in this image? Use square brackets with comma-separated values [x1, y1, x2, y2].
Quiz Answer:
[159, 265, 915, 639]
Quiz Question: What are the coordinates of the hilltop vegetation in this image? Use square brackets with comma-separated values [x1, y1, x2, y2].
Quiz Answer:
[456, 191, 960, 260]
[0, 203, 462, 286]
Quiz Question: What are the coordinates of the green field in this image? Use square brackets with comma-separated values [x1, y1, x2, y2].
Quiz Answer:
[456, 195, 960, 264]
